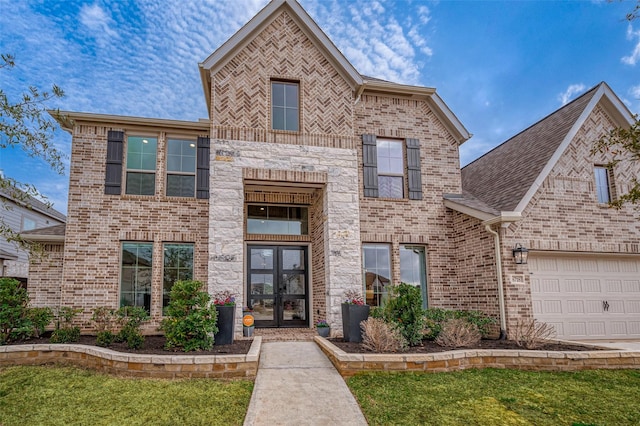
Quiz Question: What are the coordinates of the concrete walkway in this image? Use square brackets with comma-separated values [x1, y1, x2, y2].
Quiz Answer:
[243, 342, 368, 426]
[574, 340, 640, 351]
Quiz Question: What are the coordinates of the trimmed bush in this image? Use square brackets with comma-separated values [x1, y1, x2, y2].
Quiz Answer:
[361, 317, 407, 352]
[377, 283, 425, 346]
[92, 307, 118, 347]
[0, 278, 30, 344]
[514, 319, 556, 349]
[115, 306, 149, 349]
[424, 308, 495, 340]
[27, 307, 53, 338]
[50, 307, 82, 343]
[161, 280, 218, 352]
[435, 318, 481, 348]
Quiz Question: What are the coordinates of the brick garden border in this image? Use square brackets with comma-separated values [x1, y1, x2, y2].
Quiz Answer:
[0, 337, 262, 379]
[314, 336, 640, 377]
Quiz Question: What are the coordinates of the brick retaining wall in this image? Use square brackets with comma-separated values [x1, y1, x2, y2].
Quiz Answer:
[315, 337, 640, 378]
[0, 337, 261, 379]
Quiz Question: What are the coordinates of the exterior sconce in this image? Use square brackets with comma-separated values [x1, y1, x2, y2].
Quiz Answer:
[512, 243, 529, 265]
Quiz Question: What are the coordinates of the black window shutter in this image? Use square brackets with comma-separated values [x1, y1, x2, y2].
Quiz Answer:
[105, 130, 124, 195]
[406, 138, 422, 200]
[196, 136, 210, 199]
[362, 134, 378, 197]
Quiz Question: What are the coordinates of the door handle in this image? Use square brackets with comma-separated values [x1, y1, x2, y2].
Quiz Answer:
[603, 300, 610, 312]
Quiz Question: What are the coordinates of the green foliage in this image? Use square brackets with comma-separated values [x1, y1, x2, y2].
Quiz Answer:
[115, 306, 149, 349]
[0, 278, 31, 344]
[423, 308, 495, 340]
[161, 280, 218, 352]
[0, 366, 254, 425]
[377, 283, 425, 346]
[95, 331, 115, 348]
[91, 307, 117, 347]
[50, 307, 82, 343]
[26, 307, 53, 338]
[591, 115, 640, 208]
[0, 53, 66, 254]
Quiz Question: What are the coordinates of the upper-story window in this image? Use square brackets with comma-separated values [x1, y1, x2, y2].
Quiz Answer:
[362, 135, 422, 200]
[21, 216, 37, 231]
[594, 165, 615, 204]
[126, 136, 157, 195]
[166, 139, 196, 197]
[271, 81, 299, 132]
[377, 139, 404, 198]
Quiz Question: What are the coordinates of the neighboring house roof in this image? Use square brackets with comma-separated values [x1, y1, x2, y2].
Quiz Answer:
[0, 187, 66, 223]
[198, 0, 471, 145]
[20, 224, 66, 243]
[458, 82, 635, 216]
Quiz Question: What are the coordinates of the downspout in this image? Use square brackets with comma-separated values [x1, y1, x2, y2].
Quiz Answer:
[484, 224, 507, 340]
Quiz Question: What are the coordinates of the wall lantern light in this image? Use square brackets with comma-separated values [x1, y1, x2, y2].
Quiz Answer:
[512, 243, 529, 265]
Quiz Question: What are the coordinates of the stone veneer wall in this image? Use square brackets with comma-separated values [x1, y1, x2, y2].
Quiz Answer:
[27, 243, 64, 308]
[208, 139, 361, 334]
[60, 124, 209, 331]
[354, 94, 462, 308]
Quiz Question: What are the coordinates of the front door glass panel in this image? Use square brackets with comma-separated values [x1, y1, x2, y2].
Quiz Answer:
[248, 245, 308, 327]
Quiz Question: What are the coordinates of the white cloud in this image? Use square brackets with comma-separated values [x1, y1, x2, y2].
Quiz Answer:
[417, 6, 431, 24]
[621, 24, 640, 66]
[630, 84, 640, 99]
[79, 3, 119, 46]
[558, 83, 586, 105]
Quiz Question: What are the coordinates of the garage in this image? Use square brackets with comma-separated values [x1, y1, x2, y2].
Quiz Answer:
[529, 254, 640, 340]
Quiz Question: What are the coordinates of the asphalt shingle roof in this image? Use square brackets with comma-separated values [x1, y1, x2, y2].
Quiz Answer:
[21, 223, 66, 237]
[461, 84, 600, 212]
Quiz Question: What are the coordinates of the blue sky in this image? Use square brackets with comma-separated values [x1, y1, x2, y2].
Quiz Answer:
[1, 0, 639, 214]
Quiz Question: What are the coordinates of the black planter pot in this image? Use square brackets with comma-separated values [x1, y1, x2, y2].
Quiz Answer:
[214, 305, 235, 345]
[342, 303, 370, 343]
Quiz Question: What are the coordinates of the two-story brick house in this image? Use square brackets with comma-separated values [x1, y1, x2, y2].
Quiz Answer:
[25, 0, 639, 340]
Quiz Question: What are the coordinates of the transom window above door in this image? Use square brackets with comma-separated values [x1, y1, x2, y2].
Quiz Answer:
[247, 205, 308, 235]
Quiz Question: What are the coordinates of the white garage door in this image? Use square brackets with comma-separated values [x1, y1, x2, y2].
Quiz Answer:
[529, 254, 640, 340]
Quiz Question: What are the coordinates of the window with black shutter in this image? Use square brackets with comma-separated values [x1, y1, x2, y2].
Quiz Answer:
[196, 136, 210, 199]
[105, 130, 124, 195]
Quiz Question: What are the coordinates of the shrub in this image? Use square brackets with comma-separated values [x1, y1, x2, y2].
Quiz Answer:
[0, 278, 30, 344]
[115, 306, 149, 349]
[161, 280, 218, 352]
[424, 308, 495, 340]
[91, 307, 118, 347]
[378, 283, 425, 346]
[27, 307, 53, 338]
[513, 319, 556, 349]
[361, 317, 407, 352]
[50, 307, 82, 343]
[435, 318, 481, 348]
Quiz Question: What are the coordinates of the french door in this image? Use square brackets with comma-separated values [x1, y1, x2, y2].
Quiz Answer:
[247, 245, 308, 327]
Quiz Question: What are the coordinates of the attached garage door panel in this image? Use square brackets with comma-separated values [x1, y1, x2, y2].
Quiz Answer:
[530, 255, 640, 340]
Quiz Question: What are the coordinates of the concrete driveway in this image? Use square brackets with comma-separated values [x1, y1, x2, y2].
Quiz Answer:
[574, 340, 640, 351]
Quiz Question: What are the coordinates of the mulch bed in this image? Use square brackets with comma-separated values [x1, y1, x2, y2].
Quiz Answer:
[4, 334, 252, 355]
[329, 338, 601, 354]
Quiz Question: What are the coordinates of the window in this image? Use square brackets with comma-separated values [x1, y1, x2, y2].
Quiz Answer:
[594, 166, 614, 204]
[271, 81, 299, 131]
[166, 139, 196, 197]
[362, 135, 422, 200]
[362, 244, 391, 307]
[126, 136, 157, 195]
[400, 246, 428, 309]
[21, 216, 37, 231]
[120, 243, 153, 313]
[247, 205, 308, 235]
[377, 139, 404, 198]
[163, 243, 194, 310]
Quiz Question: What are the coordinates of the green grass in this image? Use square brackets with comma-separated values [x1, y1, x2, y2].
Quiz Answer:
[348, 368, 640, 426]
[0, 366, 253, 426]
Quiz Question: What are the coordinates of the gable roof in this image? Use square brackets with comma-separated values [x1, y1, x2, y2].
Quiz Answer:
[20, 224, 66, 243]
[460, 82, 635, 214]
[0, 187, 66, 223]
[198, 0, 471, 145]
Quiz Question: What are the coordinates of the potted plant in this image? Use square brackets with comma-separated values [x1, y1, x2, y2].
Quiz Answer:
[315, 319, 330, 337]
[342, 289, 369, 342]
[213, 290, 236, 345]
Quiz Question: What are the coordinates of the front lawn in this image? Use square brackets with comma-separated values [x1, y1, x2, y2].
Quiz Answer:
[348, 368, 640, 425]
[0, 366, 253, 426]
